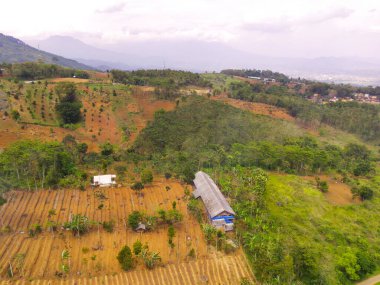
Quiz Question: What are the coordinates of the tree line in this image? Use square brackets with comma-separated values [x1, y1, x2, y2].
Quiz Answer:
[0, 62, 89, 80]
[228, 81, 380, 141]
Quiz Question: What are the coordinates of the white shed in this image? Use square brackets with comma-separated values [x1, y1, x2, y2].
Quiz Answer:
[92, 175, 116, 187]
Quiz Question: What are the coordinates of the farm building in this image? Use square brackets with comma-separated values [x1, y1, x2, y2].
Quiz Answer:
[92, 174, 116, 187]
[193, 171, 235, 231]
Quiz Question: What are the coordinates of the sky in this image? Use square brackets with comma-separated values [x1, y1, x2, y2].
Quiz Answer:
[1, 0, 380, 58]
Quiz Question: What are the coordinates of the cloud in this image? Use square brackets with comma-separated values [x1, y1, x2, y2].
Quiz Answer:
[305, 8, 354, 24]
[96, 2, 125, 13]
[241, 20, 292, 33]
[241, 8, 354, 35]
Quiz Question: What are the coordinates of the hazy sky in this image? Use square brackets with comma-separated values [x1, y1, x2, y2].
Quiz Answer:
[2, 0, 380, 58]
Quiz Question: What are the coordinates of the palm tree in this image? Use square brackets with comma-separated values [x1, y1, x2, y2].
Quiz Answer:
[140, 248, 161, 269]
[144, 251, 161, 269]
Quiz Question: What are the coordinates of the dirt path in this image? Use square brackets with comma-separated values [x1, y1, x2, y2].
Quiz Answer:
[357, 275, 380, 285]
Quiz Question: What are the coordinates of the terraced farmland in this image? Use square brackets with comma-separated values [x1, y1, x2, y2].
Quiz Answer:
[0, 182, 253, 283]
[0, 255, 251, 284]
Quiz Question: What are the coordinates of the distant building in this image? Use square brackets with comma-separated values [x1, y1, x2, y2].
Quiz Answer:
[193, 171, 235, 231]
[92, 174, 116, 187]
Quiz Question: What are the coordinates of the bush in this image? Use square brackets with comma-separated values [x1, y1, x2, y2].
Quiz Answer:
[141, 169, 153, 184]
[11, 110, 20, 121]
[128, 211, 143, 230]
[29, 223, 42, 237]
[0, 196, 7, 206]
[56, 102, 81, 124]
[102, 220, 115, 233]
[117, 245, 134, 271]
[188, 248, 196, 259]
[315, 177, 329, 193]
[131, 182, 144, 191]
[133, 240, 143, 256]
[352, 185, 374, 201]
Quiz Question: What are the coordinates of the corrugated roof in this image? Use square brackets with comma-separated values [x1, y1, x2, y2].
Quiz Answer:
[193, 171, 235, 218]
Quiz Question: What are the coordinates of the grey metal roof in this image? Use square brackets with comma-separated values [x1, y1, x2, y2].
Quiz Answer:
[193, 171, 235, 218]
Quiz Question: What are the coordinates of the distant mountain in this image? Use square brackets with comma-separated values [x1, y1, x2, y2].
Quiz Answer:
[0, 33, 93, 70]
[26, 35, 380, 85]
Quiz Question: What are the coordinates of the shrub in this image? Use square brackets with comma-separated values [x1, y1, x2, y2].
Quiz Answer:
[11, 110, 20, 121]
[352, 185, 374, 201]
[63, 214, 91, 236]
[141, 169, 153, 184]
[131, 182, 144, 192]
[29, 223, 42, 237]
[166, 209, 183, 224]
[128, 211, 143, 230]
[188, 248, 196, 259]
[117, 246, 134, 271]
[0, 196, 7, 206]
[315, 177, 329, 193]
[133, 240, 143, 256]
[102, 220, 115, 233]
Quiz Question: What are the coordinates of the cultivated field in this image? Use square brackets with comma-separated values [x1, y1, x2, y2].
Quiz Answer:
[0, 181, 253, 283]
[0, 255, 251, 285]
[0, 80, 174, 151]
[212, 94, 295, 122]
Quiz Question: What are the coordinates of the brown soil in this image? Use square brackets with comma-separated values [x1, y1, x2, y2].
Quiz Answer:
[303, 175, 360, 205]
[0, 255, 252, 284]
[125, 88, 175, 144]
[0, 181, 252, 282]
[213, 94, 295, 122]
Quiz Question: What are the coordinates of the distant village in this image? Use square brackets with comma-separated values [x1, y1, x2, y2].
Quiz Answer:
[309, 92, 380, 105]
[246, 75, 380, 105]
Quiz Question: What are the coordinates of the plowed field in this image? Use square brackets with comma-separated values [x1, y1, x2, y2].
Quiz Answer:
[0, 182, 253, 283]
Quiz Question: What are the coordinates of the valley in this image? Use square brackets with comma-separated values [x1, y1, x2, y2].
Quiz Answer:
[0, 64, 379, 285]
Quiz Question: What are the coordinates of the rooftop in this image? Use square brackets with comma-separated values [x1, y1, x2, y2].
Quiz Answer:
[193, 171, 235, 218]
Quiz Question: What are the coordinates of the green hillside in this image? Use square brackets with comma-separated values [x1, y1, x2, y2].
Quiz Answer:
[0, 33, 92, 70]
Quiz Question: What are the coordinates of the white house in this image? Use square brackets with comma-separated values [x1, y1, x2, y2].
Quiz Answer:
[92, 175, 116, 187]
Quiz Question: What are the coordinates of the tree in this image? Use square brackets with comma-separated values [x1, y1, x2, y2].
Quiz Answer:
[131, 182, 144, 196]
[201, 223, 217, 244]
[352, 186, 374, 201]
[337, 250, 361, 281]
[141, 169, 153, 184]
[168, 225, 175, 248]
[56, 101, 82, 124]
[315, 177, 328, 193]
[64, 214, 91, 236]
[128, 211, 143, 230]
[117, 245, 134, 271]
[55, 83, 82, 124]
[140, 248, 161, 269]
[102, 220, 115, 233]
[133, 240, 143, 256]
[11, 110, 20, 121]
[61, 249, 71, 275]
[166, 209, 183, 224]
[158, 209, 166, 223]
[100, 142, 114, 156]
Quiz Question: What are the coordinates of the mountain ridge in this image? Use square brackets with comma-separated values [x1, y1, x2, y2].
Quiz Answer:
[0, 33, 94, 70]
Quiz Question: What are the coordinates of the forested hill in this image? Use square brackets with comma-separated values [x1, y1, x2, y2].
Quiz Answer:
[0, 33, 92, 70]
